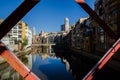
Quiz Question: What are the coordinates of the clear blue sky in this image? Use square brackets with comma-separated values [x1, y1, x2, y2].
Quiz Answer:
[0, 0, 96, 34]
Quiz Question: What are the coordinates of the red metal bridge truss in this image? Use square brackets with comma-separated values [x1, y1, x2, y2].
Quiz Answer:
[76, 0, 120, 80]
[0, 0, 120, 80]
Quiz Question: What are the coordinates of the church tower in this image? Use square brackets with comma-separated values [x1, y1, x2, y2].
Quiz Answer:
[64, 17, 70, 32]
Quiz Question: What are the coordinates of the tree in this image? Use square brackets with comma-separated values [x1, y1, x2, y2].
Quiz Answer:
[22, 37, 28, 49]
[14, 39, 22, 44]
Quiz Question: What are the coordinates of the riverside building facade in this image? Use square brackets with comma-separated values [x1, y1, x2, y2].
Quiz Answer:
[0, 19, 32, 47]
[94, 0, 120, 53]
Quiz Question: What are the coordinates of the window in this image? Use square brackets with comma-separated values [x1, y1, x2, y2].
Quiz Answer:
[13, 30, 17, 33]
[18, 31, 22, 34]
[18, 35, 22, 38]
[13, 26, 17, 29]
[18, 25, 22, 29]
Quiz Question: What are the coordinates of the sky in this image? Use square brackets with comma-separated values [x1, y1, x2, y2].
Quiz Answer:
[0, 0, 96, 34]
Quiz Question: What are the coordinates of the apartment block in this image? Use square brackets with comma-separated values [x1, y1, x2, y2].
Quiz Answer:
[0, 19, 32, 47]
[94, 0, 120, 52]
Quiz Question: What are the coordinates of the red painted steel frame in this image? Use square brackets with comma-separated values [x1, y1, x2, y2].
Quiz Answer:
[0, 42, 40, 80]
[75, 0, 120, 80]
[0, 0, 40, 40]
[0, 0, 40, 80]
[82, 38, 120, 80]
[75, 0, 118, 40]
[76, 0, 85, 3]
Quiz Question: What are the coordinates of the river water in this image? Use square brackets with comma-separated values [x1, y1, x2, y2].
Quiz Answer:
[0, 45, 120, 80]
[32, 54, 74, 80]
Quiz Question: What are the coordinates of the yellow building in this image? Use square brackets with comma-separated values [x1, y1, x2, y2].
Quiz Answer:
[0, 19, 32, 45]
[17, 21, 27, 41]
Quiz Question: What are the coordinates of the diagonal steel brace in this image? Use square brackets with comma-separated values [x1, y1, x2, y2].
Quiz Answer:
[75, 0, 119, 40]
[75, 0, 120, 80]
[0, 0, 40, 40]
[0, 0, 40, 79]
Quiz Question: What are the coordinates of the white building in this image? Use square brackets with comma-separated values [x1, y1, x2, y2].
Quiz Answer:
[65, 17, 70, 32]
[1, 20, 32, 48]
[25, 26, 32, 47]
[61, 17, 70, 32]
[32, 26, 36, 36]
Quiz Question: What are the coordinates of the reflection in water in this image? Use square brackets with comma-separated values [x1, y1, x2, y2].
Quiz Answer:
[2, 45, 117, 80]
[32, 45, 53, 54]
[0, 62, 20, 80]
[0, 54, 32, 80]
[63, 58, 70, 71]
[54, 51, 95, 80]
[53, 47, 120, 80]
[32, 54, 48, 80]
[0, 45, 55, 80]
[31, 46, 74, 80]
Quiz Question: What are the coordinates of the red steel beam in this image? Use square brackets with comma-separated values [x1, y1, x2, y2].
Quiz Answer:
[0, 42, 40, 80]
[82, 38, 120, 80]
[75, 0, 119, 40]
[0, 0, 40, 40]
[75, 0, 120, 80]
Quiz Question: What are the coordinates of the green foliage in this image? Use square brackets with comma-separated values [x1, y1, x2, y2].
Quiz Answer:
[18, 40, 22, 43]
[14, 39, 18, 44]
[14, 39, 22, 44]
[22, 37, 28, 48]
